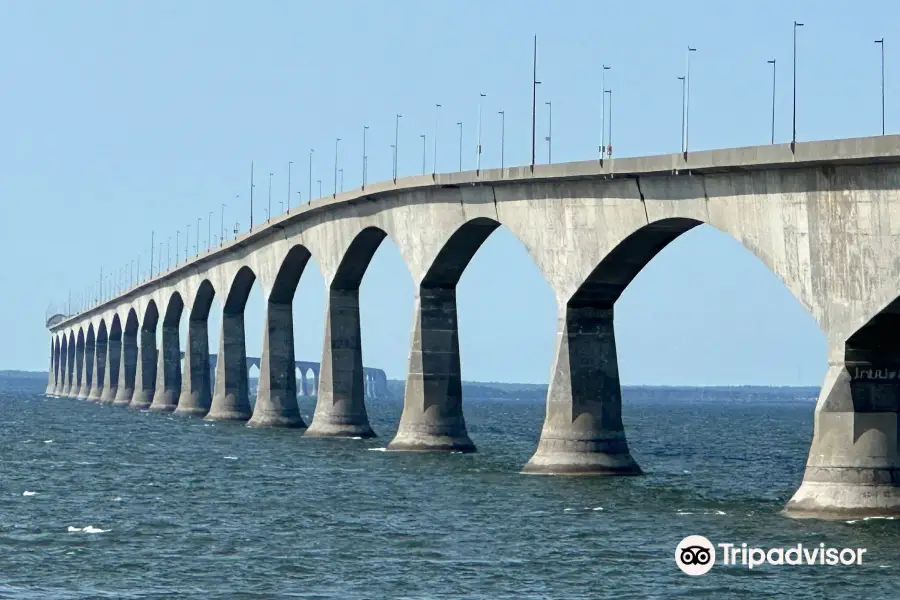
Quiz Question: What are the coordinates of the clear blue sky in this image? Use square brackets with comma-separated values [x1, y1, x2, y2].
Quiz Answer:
[2, 0, 893, 385]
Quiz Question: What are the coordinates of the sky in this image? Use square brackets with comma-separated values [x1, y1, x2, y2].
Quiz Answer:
[1, 0, 895, 386]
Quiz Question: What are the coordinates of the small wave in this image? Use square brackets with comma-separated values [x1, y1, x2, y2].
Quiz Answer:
[43, 440, 53, 444]
[367, 448, 388, 452]
[67, 525, 109, 533]
[22, 491, 36, 497]
[564, 508, 575, 512]
[112, 496, 122, 502]
[223, 456, 238, 460]
[592, 507, 604, 511]
[351, 437, 362, 440]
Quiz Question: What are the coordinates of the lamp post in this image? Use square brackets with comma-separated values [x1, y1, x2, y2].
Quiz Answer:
[394, 114, 402, 181]
[531, 34, 540, 171]
[339, 168, 344, 192]
[221, 202, 228, 246]
[685, 46, 697, 157]
[678, 76, 686, 152]
[605, 89, 613, 157]
[196, 217, 200, 255]
[186, 224, 190, 260]
[792, 21, 804, 152]
[317, 179, 322, 199]
[249, 161, 255, 230]
[601, 64, 610, 158]
[545, 100, 552, 164]
[167, 237, 171, 270]
[150, 231, 154, 277]
[768, 59, 777, 144]
[362, 125, 369, 188]
[176, 230, 179, 265]
[334, 138, 341, 197]
[433, 104, 441, 175]
[279, 201, 284, 215]
[876, 38, 885, 135]
[498, 110, 505, 169]
[207, 212, 212, 250]
[477, 93, 486, 173]
[457, 122, 463, 171]
[420, 134, 426, 174]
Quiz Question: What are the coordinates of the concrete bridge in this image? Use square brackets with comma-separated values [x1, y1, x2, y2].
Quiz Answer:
[43, 134, 900, 520]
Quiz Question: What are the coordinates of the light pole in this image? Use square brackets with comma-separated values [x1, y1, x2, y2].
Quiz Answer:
[477, 93, 486, 173]
[221, 202, 228, 246]
[531, 34, 540, 171]
[420, 134, 427, 174]
[186, 224, 190, 260]
[876, 38, 885, 135]
[317, 179, 322, 199]
[498, 110, 505, 169]
[678, 76, 686, 152]
[601, 64, 610, 158]
[308, 149, 314, 203]
[279, 201, 284, 215]
[456, 122, 463, 171]
[339, 168, 344, 192]
[362, 125, 369, 188]
[150, 231, 154, 277]
[267, 172, 273, 222]
[792, 21, 804, 152]
[605, 90, 613, 157]
[545, 100, 552, 164]
[768, 59, 776, 144]
[207, 212, 212, 250]
[296, 191, 302, 206]
[196, 217, 200, 255]
[176, 230, 180, 265]
[685, 46, 697, 157]
[394, 114, 402, 181]
[433, 104, 441, 175]
[334, 138, 341, 196]
[168, 237, 171, 270]
[287, 161, 293, 211]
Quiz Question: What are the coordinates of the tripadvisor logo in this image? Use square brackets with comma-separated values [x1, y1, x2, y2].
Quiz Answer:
[675, 536, 867, 575]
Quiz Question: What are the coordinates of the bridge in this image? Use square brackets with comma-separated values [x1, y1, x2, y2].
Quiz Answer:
[43, 134, 900, 520]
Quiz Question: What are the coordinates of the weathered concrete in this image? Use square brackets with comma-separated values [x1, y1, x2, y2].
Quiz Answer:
[130, 307, 158, 409]
[47, 134, 900, 519]
[388, 288, 474, 452]
[75, 331, 90, 399]
[307, 289, 375, 437]
[175, 319, 212, 416]
[249, 303, 305, 427]
[207, 311, 251, 421]
[113, 314, 138, 406]
[87, 326, 107, 402]
[149, 322, 180, 412]
[99, 325, 121, 404]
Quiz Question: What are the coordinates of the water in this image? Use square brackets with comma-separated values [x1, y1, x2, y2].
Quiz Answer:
[1, 386, 899, 599]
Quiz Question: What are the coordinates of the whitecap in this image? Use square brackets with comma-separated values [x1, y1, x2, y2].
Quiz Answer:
[676, 511, 693, 515]
[351, 437, 362, 440]
[715, 510, 726, 515]
[22, 491, 36, 497]
[367, 447, 388, 452]
[564, 508, 575, 512]
[863, 516, 896, 521]
[592, 507, 604, 511]
[846, 520, 858, 524]
[112, 496, 122, 502]
[223, 456, 238, 460]
[682, 470, 691, 474]
[43, 440, 53, 444]
[82, 526, 109, 533]
[67, 526, 82, 532]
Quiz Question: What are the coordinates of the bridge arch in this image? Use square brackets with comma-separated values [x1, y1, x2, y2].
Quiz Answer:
[78, 325, 94, 399]
[52, 336, 61, 392]
[150, 292, 184, 411]
[131, 300, 160, 408]
[177, 280, 217, 416]
[207, 267, 256, 421]
[113, 308, 139, 405]
[88, 319, 108, 401]
[100, 314, 123, 402]
[59, 333, 69, 395]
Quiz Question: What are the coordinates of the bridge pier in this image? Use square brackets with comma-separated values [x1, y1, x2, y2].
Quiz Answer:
[63, 340, 74, 397]
[307, 289, 375, 437]
[175, 319, 212, 417]
[149, 322, 180, 412]
[523, 307, 641, 475]
[388, 288, 475, 452]
[113, 326, 137, 406]
[249, 303, 305, 427]
[130, 327, 157, 409]
[207, 311, 252, 421]
[98, 331, 120, 403]
[785, 357, 900, 519]
[87, 334, 106, 402]
[75, 337, 90, 399]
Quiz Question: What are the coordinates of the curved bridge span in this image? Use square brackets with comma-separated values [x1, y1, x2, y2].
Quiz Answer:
[44, 135, 900, 519]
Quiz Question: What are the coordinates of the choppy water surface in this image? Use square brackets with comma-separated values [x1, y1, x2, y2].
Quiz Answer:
[2, 386, 899, 599]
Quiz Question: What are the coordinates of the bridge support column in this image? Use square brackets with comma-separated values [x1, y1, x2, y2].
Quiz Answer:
[175, 319, 212, 417]
[207, 311, 252, 421]
[523, 307, 641, 475]
[76, 341, 91, 399]
[149, 323, 180, 412]
[307, 289, 375, 437]
[784, 362, 900, 519]
[87, 337, 106, 402]
[249, 303, 304, 427]
[113, 329, 137, 406]
[62, 344, 74, 397]
[99, 334, 120, 403]
[130, 329, 156, 409]
[45, 343, 56, 396]
[387, 288, 474, 452]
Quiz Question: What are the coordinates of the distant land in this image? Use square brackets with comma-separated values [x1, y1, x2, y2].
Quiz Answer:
[0, 371, 819, 401]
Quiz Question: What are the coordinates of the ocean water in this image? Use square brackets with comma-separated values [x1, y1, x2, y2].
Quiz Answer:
[1, 386, 899, 599]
